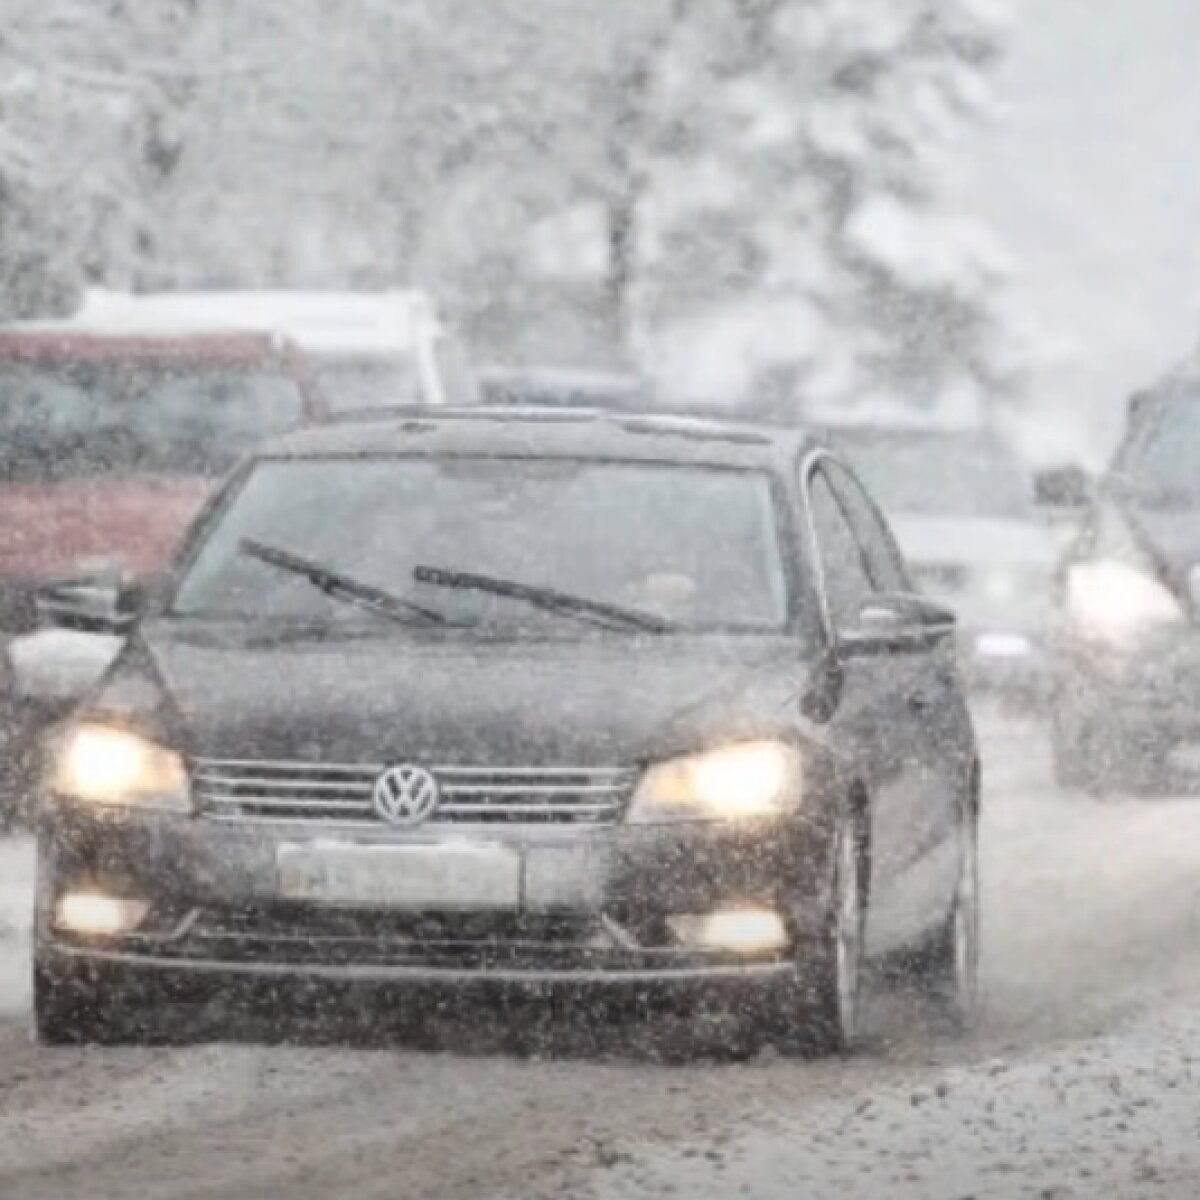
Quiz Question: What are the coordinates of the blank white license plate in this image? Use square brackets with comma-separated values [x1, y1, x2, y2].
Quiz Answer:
[276, 842, 522, 910]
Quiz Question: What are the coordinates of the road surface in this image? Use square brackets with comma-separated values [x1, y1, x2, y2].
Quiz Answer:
[2, 710, 1200, 1199]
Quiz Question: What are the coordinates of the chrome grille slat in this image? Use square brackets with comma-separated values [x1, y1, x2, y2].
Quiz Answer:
[434, 766, 631, 780]
[196, 776, 375, 794]
[206, 814, 383, 829]
[439, 783, 626, 796]
[193, 757, 385, 773]
[435, 802, 615, 815]
[192, 758, 634, 826]
[201, 793, 374, 811]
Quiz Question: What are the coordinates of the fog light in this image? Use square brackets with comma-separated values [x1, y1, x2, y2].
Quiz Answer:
[667, 909, 789, 954]
[54, 892, 148, 936]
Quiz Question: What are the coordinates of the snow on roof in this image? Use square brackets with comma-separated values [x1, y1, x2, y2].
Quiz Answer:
[52, 288, 440, 356]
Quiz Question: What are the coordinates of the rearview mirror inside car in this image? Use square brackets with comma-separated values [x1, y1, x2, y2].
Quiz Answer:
[839, 592, 956, 657]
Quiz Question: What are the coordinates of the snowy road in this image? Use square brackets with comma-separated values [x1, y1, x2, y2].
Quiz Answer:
[3, 711, 1200, 1199]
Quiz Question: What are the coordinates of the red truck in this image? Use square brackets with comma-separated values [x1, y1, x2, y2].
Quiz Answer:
[0, 328, 324, 632]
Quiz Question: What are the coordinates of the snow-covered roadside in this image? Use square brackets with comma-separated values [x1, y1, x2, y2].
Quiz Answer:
[596, 1000, 1200, 1200]
[0, 836, 34, 1016]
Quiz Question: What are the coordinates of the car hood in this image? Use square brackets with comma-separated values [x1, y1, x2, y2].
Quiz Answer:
[91, 621, 807, 766]
[888, 515, 1057, 570]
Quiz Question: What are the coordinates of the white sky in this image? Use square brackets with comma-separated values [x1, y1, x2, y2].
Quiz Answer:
[957, 0, 1200, 463]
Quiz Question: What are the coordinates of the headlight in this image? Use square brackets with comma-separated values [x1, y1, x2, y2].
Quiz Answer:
[51, 724, 190, 812]
[628, 740, 802, 823]
[1065, 559, 1184, 644]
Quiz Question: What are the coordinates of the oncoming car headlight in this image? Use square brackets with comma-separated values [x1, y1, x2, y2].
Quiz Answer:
[51, 724, 190, 812]
[1065, 559, 1184, 644]
[628, 740, 802, 823]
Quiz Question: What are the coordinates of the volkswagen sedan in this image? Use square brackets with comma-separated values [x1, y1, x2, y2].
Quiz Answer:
[33, 407, 980, 1051]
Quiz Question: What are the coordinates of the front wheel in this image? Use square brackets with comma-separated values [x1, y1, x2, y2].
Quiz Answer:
[913, 800, 980, 1032]
[757, 815, 865, 1055]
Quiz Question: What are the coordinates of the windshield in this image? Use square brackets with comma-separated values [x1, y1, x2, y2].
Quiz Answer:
[829, 434, 1034, 519]
[1111, 388, 1200, 507]
[173, 457, 790, 632]
[0, 360, 307, 480]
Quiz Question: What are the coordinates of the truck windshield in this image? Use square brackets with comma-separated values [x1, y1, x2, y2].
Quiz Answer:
[0, 360, 307, 480]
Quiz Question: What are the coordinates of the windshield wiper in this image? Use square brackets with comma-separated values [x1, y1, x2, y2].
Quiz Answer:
[240, 539, 448, 627]
[412, 565, 673, 633]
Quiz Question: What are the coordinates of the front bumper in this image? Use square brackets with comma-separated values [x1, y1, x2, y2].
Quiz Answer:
[36, 803, 835, 989]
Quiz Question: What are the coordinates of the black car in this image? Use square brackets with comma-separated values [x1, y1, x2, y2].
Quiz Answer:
[1051, 375, 1200, 792]
[33, 407, 980, 1050]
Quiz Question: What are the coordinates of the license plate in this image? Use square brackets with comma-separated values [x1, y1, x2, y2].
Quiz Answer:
[277, 842, 522, 910]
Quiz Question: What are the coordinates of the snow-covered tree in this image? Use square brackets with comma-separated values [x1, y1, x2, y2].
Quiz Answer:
[0, 0, 206, 312]
[0, 0, 1023, 404]
[634, 0, 1021, 415]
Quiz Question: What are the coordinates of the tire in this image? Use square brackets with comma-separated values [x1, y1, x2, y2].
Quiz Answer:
[759, 814, 866, 1055]
[912, 797, 980, 1033]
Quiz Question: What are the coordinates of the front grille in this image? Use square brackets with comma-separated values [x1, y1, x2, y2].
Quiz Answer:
[172, 906, 606, 968]
[119, 904, 700, 972]
[192, 758, 636, 827]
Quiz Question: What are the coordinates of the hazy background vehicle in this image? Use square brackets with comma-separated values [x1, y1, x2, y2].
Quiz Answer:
[1051, 369, 1200, 792]
[819, 419, 1056, 700]
[72, 288, 479, 410]
[0, 324, 323, 634]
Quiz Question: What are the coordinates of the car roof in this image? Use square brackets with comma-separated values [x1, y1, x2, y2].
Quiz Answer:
[0, 328, 293, 364]
[261, 406, 815, 470]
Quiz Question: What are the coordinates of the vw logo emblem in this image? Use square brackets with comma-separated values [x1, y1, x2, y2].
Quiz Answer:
[372, 764, 440, 827]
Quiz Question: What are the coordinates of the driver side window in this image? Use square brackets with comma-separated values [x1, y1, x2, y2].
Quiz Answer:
[808, 466, 874, 632]
[823, 460, 911, 593]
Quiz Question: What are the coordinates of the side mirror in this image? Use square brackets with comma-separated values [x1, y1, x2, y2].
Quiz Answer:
[1033, 464, 1092, 511]
[35, 574, 145, 635]
[839, 592, 956, 657]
